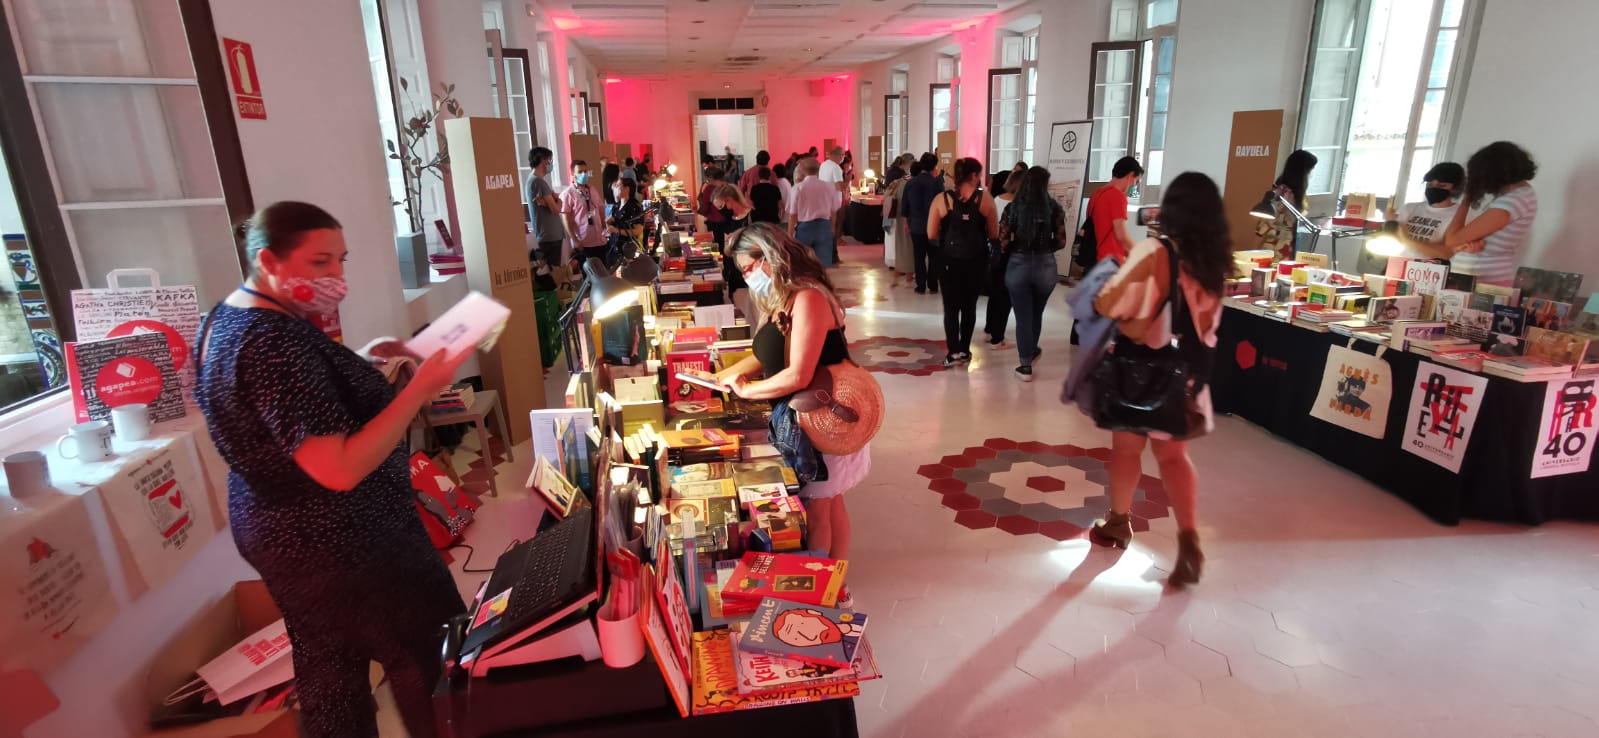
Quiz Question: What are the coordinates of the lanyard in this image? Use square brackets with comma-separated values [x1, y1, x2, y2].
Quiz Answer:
[239, 285, 296, 314]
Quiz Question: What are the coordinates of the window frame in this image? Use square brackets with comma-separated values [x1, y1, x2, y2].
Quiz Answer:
[985, 67, 1023, 175]
[883, 93, 908, 163]
[1085, 40, 1147, 193]
[929, 82, 952, 145]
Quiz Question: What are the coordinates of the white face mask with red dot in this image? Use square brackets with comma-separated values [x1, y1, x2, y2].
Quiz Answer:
[280, 276, 348, 315]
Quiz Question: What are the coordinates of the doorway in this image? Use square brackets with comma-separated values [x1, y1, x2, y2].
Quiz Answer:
[693, 113, 767, 189]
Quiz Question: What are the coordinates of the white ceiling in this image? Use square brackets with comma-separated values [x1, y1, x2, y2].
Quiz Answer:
[530, 0, 1030, 80]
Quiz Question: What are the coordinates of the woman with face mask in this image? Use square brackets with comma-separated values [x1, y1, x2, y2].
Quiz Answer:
[194, 202, 471, 738]
[709, 223, 868, 607]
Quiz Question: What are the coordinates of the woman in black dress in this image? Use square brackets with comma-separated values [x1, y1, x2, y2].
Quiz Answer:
[195, 202, 469, 738]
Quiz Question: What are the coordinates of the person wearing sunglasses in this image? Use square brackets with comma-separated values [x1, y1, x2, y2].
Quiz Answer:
[707, 223, 869, 606]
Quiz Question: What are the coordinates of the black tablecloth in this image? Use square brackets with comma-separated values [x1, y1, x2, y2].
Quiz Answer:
[843, 200, 883, 244]
[1211, 307, 1599, 525]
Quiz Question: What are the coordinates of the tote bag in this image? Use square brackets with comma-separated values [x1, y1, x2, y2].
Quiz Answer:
[1309, 340, 1393, 439]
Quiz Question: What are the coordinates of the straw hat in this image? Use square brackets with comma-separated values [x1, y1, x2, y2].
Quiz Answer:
[788, 361, 883, 455]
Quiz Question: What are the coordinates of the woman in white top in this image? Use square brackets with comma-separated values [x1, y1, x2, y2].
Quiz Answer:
[1444, 141, 1538, 286]
[1089, 172, 1230, 587]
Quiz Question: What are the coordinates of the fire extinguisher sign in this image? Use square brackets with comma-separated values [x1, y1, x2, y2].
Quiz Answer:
[222, 38, 267, 120]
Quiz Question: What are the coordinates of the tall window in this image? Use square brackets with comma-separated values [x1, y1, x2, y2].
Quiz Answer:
[570, 92, 588, 135]
[1298, 0, 1479, 202]
[989, 32, 1038, 170]
[1087, 42, 1144, 187]
[1, 0, 249, 411]
[884, 94, 907, 163]
[1137, 0, 1179, 192]
[360, 0, 409, 236]
[537, 41, 562, 187]
[930, 84, 952, 144]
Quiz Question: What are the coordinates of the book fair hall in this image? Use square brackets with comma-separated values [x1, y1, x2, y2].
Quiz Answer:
[4, 0, 1599, 736]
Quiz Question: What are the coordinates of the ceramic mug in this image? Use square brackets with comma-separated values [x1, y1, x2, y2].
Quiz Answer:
[3, 451, 51, 498]
[57, 420, 114, 462]
[112, 403, 152, 442]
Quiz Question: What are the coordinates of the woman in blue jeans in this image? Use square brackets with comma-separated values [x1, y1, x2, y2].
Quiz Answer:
[998, 166, 1068, 382]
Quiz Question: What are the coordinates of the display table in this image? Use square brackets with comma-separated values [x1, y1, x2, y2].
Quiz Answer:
[434, 653, 858, 737]
[843, 197, 883, 245]
[1211, 306, 1599, 525]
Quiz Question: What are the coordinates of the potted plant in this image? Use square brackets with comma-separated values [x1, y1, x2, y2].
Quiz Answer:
[386, 78, 463, 288]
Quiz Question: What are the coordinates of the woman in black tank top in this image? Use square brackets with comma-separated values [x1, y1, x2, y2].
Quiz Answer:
[703, 224, 868, 602]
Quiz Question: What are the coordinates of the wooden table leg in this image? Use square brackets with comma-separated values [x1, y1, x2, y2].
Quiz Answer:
[493, 395, 514, 463]
[476, 420, 497, 497]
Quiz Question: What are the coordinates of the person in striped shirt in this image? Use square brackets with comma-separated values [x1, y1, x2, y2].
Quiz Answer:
[1444, 141, 1538, 286]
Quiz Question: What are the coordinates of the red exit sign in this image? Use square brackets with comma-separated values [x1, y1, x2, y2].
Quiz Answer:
[222, 38, 266, 120]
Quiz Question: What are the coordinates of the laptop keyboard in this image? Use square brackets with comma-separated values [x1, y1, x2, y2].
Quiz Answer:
[502, 507, 589, 625]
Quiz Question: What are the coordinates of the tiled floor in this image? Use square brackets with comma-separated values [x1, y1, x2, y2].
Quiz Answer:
[447, 242, 1599, 738]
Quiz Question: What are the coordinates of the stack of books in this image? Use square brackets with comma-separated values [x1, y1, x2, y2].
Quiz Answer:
[660, 428, 741, 465]
[1480, 356, 1573, 382]
[430, 382, 474, 414]
[1291, 307, 1354, 333]
[720, 551, 848, 617]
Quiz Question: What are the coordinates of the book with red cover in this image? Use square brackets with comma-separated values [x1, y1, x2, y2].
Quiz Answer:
[666, 349, 714, 404]
[722, 552, 848, 612]
[737, 597, 867, 668]
[690, 630, 860, 716]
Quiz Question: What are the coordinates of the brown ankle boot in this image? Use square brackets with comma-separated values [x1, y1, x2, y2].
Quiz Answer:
[1088, 511, 1134, 549]
[1169, 530, 1204, 587]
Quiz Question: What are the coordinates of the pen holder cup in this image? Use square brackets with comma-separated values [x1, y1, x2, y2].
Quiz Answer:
[596, 605, 645, 668]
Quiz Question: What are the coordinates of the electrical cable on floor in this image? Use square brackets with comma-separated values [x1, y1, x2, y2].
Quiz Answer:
[450, 538, 520, 573]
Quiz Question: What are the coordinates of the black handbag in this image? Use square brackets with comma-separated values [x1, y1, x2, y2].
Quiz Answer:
[1090, 239, 1206, 439]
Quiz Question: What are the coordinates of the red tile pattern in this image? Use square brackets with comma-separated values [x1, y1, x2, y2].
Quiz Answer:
[922, 439, 1171, 541]
[847, 336, 952, 376]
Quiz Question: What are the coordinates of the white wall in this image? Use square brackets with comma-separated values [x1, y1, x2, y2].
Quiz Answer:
[1453, 0, 1599, 280]
[211, 1, 408, 348]
[1159, 0, 1315, 188]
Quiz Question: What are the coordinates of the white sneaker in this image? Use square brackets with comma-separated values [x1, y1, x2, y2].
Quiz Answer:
[1015, 366, 1035, 382]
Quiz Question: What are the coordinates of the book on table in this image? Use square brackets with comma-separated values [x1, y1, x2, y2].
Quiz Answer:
[1480, 355, 1574, 382]
[722, 552, 848, 613]
[737, 597, 867, 668]
[731, 628, 881, 696]
[689, 630, 861, 716]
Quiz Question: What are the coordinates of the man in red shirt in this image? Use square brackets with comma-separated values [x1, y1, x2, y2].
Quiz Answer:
[1089, 156, 1144, 263]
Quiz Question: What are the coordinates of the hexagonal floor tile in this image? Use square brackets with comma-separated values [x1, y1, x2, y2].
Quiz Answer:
[954, 509, 998, 530]
[1018, 502, 1067, 523]
[996, 449, 1031, 463]
[917, 463, 954, 480]
[1032, 454, 1073, 468]
[980, 497, 1022, 517]
[1027, 475, 1067, 492]
[965, 482, 1008, 501]
[952, 466, 992, 484]
[929, 477, 967, 495]
[1131, 498, 1169, 519]
[1038, 520, 1084, 541]
[996, 515, 1041, 536]
[940, 454, 976, 469]
[973, 457, 1011, 474]
[983, 437, 1019, 451]
[1017, 441, 1051, 454]
[943, 491, 982, 511]
[967, 446, 998, 460]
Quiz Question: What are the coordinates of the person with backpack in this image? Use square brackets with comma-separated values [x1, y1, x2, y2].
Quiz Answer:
[927, 157, 999, 367]
[998, 166, 1068, 382]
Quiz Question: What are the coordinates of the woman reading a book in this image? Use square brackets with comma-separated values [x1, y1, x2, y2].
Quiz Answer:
[1090, 173, 1229, 587]
[1444, 141, 1539, 287]
[711, 222, 868, 606]
[194, 201, 469, 738]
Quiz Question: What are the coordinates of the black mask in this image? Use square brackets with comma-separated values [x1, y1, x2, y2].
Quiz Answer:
[1424, 187, 1452, 205]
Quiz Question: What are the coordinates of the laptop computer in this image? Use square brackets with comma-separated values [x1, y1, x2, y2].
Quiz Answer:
[461, 505, 597, 657]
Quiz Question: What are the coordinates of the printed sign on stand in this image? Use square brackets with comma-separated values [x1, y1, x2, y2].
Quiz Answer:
[0, 497, 118, 672]
[1045, 119, 1094, 276]
[95, 445, 216, 593]
[65, 332, 185, 424]
[71, 283, 201, 407]
[1401, 361, 1489, 473]
[1531, 377, 1597, 478]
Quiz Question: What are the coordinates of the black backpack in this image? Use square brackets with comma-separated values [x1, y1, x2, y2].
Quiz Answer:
[1074, 190, 1101, 272]
[938, 190, 989, 261]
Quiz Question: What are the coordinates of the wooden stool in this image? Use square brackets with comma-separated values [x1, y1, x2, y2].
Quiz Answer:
[423, 389, 513, 497]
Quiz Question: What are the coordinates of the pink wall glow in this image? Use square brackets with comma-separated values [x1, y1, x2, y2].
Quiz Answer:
[954, 17, 998, 163]
[763, 78, 855, 159]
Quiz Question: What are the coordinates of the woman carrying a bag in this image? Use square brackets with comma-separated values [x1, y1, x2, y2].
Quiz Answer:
[1088, 172, 1229, 587]
[711, 223, 874, 605]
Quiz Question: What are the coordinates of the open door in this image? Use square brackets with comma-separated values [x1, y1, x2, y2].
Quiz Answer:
[1084, 41, 1148, 196]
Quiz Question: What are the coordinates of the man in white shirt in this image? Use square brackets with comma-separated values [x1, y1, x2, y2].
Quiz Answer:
[818, 147, 847, 252]
[1389, 162, 1466, 260]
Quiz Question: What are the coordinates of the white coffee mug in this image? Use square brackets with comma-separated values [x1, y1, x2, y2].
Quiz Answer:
[57, 420, 114, 462]
[3, 451, 52, 499]
[112, 403, 152, 442]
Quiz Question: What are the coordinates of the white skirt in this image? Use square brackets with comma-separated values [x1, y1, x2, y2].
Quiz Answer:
[799, 444, 872, 500]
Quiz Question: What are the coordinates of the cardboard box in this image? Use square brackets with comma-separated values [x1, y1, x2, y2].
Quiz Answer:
[142, 581, 292, 737]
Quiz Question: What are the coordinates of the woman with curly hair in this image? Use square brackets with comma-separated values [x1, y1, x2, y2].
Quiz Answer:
[1444, 141, 1538, 286]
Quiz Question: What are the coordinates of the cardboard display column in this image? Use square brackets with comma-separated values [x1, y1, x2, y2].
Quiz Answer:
[936, 130, 958, 172]
[570, 133, 601, 168]
[445, 116, 546, 444]
[1223, 110, 1286, 257]
[867, 136, 883, 174]
[823, 137, 837, 154]
[616, 143, 632, 163]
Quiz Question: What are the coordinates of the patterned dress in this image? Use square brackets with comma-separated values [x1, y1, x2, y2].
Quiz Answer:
[195, 303, 463, 738]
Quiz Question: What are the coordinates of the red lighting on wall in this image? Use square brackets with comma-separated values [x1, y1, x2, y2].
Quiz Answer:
[605, 77, 622, 84]
[552, 16, 581, 31]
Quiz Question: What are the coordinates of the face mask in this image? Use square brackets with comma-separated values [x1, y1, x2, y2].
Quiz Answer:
[745, 264, 773, 298]
[1424, 187, 1452, 205]
[576, 172, 591, 185]
[280, 276, 348, 315]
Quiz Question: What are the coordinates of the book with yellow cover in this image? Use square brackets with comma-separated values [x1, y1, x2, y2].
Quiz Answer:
[690, 630, 860, 716]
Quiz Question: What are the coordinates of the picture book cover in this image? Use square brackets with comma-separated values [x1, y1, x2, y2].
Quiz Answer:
[689, 630, 861, 716]
[1433, 350, 1492, 373]
[1514, 267, 1584, 303]
[745, 494, 804, 516]
[737, 483, 789, 506]
[526, 454, 580, 518]
[1368, 296, 1422, 324]
[1445, 272, 1478, 293]
[1524, 327, 1590, 367]
[641, 565, 691, 718]
[732, 460, 801, 490]
[1524, 298, 1573, 332]
[1482, 332, 1525, 358]
[1447, 308, 1493, 343]
[1437, 289, 1472, 326]
[738, 597, 867, 668]
[660, 428, 733, 449]
[670, 463, 734, 485]
[723, 552, 848, 608]
[1403, 260, 1450, 296]
[1476, 283, 1521, 308]
[1390, 321, 1448, 349]
[1491, 305, 1527, 337]
[1306, 284, 1336, 307]
[732, 629, 882, 696]
[665, 349, 714, 404]
[674, 478, 737, 499]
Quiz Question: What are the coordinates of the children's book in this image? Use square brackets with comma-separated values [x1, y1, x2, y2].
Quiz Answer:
[738, 597, 867, 668]
[689, 630, 860, 716]
[745, 494, 804, 516]
[674, 478, 737, 499]
[723, 552, 848, 610]
[737, 483, 790, 506]
[731, 460, 801, 490]
[732, 630, 882, 695]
